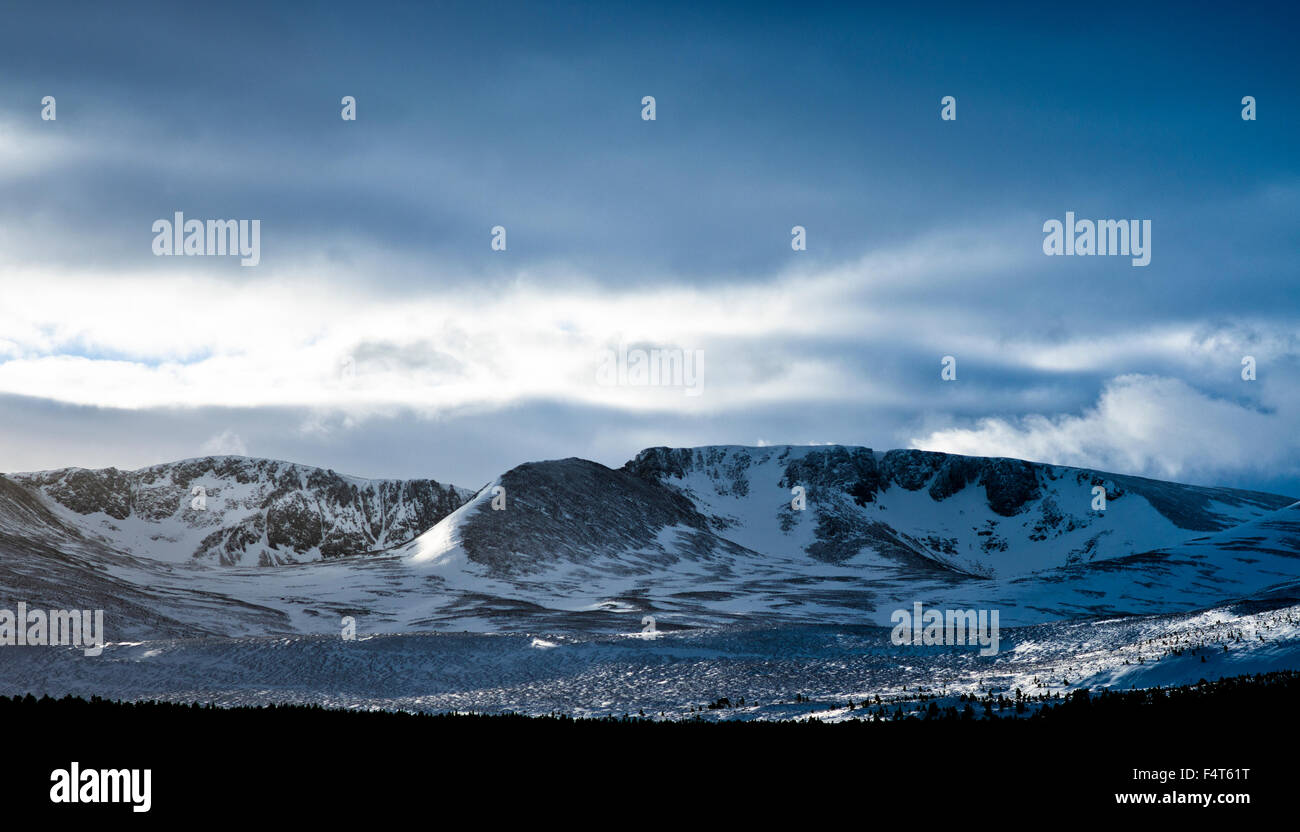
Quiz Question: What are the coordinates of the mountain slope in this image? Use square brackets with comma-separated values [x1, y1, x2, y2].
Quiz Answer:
[622, 445, 1294, 577]
[1, 446, 1296, 637]
[9, 456, 472, 566]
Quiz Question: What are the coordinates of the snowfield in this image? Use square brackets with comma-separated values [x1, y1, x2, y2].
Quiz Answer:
[2, 599, 1296, 721]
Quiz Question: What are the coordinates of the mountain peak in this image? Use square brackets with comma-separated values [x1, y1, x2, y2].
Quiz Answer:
[9, 456, 471, 566]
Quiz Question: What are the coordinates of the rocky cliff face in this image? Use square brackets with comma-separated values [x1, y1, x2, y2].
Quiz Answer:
[627, 445, 1291, 524]
[619, 445, 1295, 575]
[12, 457, 471, 566]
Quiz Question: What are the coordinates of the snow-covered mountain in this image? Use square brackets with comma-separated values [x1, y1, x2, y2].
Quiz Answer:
[409, 444, 1292, 580]
[0, 445, 1296, 637]
[8, 456, 472, 566]
[623, 445, 1292, 576]
[3, 444, 1300, 718]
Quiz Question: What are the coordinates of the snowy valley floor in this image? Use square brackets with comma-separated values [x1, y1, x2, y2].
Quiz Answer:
[4, 595, 1298, 722]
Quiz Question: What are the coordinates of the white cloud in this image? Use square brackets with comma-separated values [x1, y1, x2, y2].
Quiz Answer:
[911, 374, 1300, 483]
[200, 429, 247, 457]
[1, 212, 1297, 490]
[0, 229, 1026, 415]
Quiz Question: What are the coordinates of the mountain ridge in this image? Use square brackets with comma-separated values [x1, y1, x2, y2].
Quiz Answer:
[7, 455, 472, 566]
[1, 444, 1297, 637]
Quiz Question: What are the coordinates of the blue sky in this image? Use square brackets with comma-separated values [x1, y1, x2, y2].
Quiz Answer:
[0, 0, 1297, 495]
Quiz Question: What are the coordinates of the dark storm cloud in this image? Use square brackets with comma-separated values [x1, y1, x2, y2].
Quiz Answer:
[0, 0, 1297, 492]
